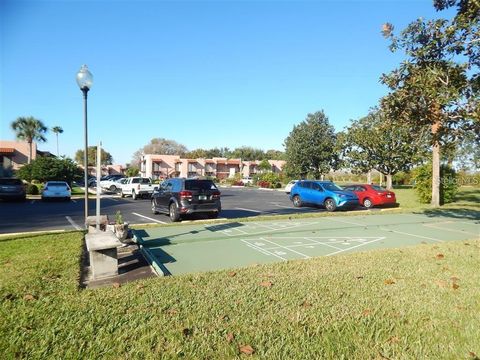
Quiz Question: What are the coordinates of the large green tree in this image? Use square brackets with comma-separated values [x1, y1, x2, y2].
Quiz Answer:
[341, 109, 429, 189]
[381, 3, 479, 206]
[131, 138, 188, 166]
[284, 111, 338, 179]
[10, 116, 48, 164]
[17, 157, 82, 184]
[230, 146, 266, 161]
[75, 146, 113, 166]
[51, 126, 63, 156]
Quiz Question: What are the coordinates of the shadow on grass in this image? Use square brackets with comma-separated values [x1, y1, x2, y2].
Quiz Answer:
[420, 208, 480, 222]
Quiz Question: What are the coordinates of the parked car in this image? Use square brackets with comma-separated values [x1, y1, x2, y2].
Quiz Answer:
[289, 180, 359, 212]
[0, 177, 26, 201]
[151, 178, 221, 222]
[242, 177, 254, 185]
[120, 177, 154, 199]
[342, 184, 397, 209]
[41, 181, 71, 201]
[284, 180, 298, 194]
[100, 176, 127, 192]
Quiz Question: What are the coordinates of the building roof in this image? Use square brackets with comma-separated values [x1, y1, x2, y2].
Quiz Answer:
[0, 147, 15, 154]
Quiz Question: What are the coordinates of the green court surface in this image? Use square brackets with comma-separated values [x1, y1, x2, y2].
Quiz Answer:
[134, 213, 479, 276]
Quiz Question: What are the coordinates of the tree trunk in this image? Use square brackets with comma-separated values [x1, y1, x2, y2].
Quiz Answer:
[386, 174, 393, 190]
[379, 172, 383, 186]
[28, 141, 32, 164]
[367, 170, 372, 184]
[431, 117, 441, 207]
[431, 139, 441, 207]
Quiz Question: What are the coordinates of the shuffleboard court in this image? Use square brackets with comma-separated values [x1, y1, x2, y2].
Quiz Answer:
[134, 213, 479, 275]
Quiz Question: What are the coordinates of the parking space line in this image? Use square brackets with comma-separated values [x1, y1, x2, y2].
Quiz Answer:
[65, 216, 82, 230]
[235, 207, 262, 213]
[132, 212, 167, 224]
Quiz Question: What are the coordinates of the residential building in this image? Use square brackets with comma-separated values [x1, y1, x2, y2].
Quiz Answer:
[140, 154, 286, 180]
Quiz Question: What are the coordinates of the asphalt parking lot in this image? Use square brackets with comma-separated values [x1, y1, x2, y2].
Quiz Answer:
[0, 187, 329, 235]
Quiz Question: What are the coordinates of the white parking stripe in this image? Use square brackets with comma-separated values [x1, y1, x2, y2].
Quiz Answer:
[235, 207, 262, 213]
[132, 212, 167, 224]
[65, 216, 82, 230]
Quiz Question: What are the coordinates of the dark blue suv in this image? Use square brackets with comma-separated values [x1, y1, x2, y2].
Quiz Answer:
[289, 180, 359, 212]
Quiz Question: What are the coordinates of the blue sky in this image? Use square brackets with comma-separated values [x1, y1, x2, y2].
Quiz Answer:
[0, 0, 453, 165]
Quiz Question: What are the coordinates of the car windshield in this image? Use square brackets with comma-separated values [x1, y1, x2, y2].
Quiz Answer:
[48, 182, 68, 187]
[371, 185, 386, 191]
[321, 182, 342, 191]
[0, 178, 22, 185]
[185, 180, 217, 191]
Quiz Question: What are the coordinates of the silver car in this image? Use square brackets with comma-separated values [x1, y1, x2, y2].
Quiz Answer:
[42, 181, 71, 201]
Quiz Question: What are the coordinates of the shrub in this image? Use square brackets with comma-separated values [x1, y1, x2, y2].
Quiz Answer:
[26, 183, 39, 195]
[258, 180, 271, 188]
[233, 181, 244, 186]
[412, 163, 458, 204]
[393, 171, 412, 185]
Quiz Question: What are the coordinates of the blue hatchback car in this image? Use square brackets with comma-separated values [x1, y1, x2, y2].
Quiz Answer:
[289, 180, 359, 212]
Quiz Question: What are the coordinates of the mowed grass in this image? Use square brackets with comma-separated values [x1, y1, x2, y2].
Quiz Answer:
[1, 232, 479, 358]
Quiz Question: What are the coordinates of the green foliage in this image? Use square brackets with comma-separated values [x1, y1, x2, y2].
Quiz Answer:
[125, 166, 140, 177]
[284, 111, 338, 179]
[131, 138, 189, 166]
[258, 159, 271, 172]
[392, 171, 413, 186]
[26, 183, 39, 195]
[412, 163, 459, 204]
[10, 116, 48, 163]
[230, 146, 266, 161]
[342, 109, 429, 177]
[75, 146, 113, 166]
[16, 157, 82, 184]
[115, 211, 123, 224]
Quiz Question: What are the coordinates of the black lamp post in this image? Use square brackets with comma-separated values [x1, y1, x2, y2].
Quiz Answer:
[76, 65, 93, 228]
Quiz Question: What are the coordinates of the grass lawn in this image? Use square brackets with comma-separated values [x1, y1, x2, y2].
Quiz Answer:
[1, 231, 479, 358]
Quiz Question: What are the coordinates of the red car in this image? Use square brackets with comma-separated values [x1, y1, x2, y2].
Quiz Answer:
[342, 184, 397, 209]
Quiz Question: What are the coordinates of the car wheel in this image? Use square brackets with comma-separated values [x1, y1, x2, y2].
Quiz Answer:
[324, 198, 337, 212]
[109, 185, 116, 192]
[169, 203, 181, 222]
[132, 190, 137, 200]
[292, 195, 302, 207]
[208, 212, 218, 219]
[151, 200, 159, 214]
[363, 198, 373, 209]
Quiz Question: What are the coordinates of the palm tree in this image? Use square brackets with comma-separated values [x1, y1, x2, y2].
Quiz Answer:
[52, 126, 64, 156]
[10, 116, 48, 164]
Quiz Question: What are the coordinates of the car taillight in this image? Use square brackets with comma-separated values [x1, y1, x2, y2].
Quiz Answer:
[180, 190, 193, 199]
[212, 191, 221, 199]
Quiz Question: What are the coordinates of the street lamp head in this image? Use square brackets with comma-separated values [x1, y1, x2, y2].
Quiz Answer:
[76, 64, 93, 91]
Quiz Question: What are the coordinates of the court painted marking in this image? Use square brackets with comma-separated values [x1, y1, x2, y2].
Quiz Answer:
[218, 221, 309, 237]
[132, 212, 167, 224]
[65, 216, 82, 230]
[325, 237, 386, 256]
[241, 239, 288, 261]
[259, 237, 311, 259]
[327, 217, 366, 227]
[304, 237, 343, 251]
[423, 222, 479, 236]
[379, 227, 443, 242]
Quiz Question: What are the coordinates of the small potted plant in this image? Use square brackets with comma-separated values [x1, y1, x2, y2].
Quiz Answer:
[114, 210, 129, 241]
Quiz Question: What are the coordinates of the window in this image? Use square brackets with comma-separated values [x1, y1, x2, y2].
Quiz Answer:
[185, 180, 217, 191]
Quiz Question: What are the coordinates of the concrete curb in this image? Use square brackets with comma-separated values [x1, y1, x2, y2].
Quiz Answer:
[133, 231, 168, 277]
